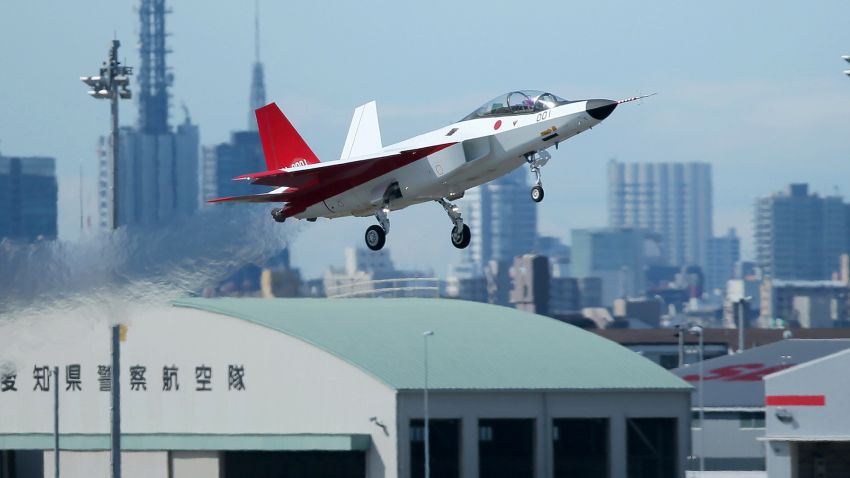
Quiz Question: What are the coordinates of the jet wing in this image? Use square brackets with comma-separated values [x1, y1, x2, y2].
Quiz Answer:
[235, 143, 454, 187]
[209, 143, 455, 215]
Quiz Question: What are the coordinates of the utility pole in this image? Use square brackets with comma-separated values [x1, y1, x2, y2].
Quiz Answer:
[81, 40, 132, 230]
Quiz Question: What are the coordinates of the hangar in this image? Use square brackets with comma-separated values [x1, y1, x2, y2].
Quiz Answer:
[764, 347, 850, 478]
[0, 298, 690, 478]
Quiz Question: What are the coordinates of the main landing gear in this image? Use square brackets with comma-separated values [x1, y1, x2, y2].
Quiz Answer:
[365, 206, 390, 251]
[438, 198, 471, 249]
[364, 200, 470, 251]
[271, 207, 286, 223]
[525, 150, 551, 203]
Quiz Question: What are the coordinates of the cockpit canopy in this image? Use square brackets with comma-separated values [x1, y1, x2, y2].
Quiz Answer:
[461, 90, 570, 121]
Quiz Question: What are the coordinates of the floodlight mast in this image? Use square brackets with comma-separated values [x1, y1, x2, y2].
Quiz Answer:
[81, 40, 133, 230]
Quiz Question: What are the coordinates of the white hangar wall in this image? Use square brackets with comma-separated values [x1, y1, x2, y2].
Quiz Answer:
[0, 306, 398, 478]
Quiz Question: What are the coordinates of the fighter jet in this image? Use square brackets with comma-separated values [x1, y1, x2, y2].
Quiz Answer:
[211, 90, 649, 251]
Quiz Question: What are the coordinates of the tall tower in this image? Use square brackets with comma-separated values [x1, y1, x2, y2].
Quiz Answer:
[138, 0, 171, 134]
[248, 1, 266, 131]
[97, 0, 199, 228]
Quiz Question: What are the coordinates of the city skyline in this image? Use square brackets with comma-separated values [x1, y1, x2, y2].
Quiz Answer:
[1, 1, 849, 278]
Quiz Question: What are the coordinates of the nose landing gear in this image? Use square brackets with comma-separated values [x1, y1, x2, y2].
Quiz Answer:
[525, 150, 551, 203]
[365, 206, 390, 251]
[437, 198, 471, 249]
[530, 185, 544, 202]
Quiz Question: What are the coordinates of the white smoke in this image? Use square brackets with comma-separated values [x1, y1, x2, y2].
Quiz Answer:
[0, 205, 293, 319]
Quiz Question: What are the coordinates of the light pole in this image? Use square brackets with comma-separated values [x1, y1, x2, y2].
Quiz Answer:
[81, 40, 132, 230]
[674, 323, 685, 367]
[843, 55, 850, 77]
[737, 296, 752, 353]
[53, 366, 59, 478]
[689, 325, 705, 476]
[422, 330, 434, 478]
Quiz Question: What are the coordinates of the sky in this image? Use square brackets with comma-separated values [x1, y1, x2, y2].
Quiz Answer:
[1, 1, 849, 279]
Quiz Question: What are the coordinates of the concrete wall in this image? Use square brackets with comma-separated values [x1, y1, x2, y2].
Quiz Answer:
[0, 306, 398, 478]
[39, 451, 219, 478]
[42, 451, 169, 478]
[396, 390, 690, 478]
[171, 451, 220, 478]
[691, 411, 766, 470]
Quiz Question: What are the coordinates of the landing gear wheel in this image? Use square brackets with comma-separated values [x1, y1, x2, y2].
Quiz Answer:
[271, 207, 286, 223]
[451, 224, 471, 249]
[365, 225, 386, 251]
[531, 186, 544, 203]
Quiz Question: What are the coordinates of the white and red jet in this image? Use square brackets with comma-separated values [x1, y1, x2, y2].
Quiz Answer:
[211, 90, 647, 251]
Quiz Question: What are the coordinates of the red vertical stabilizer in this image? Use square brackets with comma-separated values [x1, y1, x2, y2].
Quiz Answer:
[255, 103, 321, 170]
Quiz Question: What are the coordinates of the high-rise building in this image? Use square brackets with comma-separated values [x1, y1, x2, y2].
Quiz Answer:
[509, 254, 550, 315]
[755, 184, 849, 280]
[97, 0, 199, 229]
[706, 228, 741, 292]
[0, 156, 57, 242]
[571, 227, 655, 305]
[202, 132, 265, 200]
[201, 4, 266, 201]
[759, 278, 849, 327]
[608, 160, 713, 267]
[459, 168, 537, 273]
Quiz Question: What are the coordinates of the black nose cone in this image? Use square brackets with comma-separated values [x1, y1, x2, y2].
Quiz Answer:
[586, 99, 617, 120]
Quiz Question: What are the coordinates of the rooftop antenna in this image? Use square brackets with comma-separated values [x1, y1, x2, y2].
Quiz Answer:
[248, 0, 266, 130]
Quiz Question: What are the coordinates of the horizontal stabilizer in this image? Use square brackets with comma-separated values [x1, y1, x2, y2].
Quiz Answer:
[340, 101, 383, 160]
[207, 191, 294, 204]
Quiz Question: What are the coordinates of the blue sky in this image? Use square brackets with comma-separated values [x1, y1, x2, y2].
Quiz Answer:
[1, 1, 849, 278]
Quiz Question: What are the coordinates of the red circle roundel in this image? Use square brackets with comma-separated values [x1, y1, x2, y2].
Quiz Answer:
[494, 120, 502, 130]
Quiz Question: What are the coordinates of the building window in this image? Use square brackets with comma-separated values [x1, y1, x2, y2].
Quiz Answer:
[478, 419, 535, 478]
[410, 419, 460, 478]
[739, 412, 765, 429]
[627, 417, 677, 478]
[553, 418, 609, 478]
[691, 412, 701, 429]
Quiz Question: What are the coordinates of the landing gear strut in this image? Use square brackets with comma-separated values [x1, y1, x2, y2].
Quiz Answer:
[271, 207, 286, 223]
[525, 150, 551, 203]
[365, 206, 390, 251]
[437, 198, 471, 249]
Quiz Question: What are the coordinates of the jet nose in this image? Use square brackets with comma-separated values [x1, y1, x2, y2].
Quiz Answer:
[586, 99, 618, 121]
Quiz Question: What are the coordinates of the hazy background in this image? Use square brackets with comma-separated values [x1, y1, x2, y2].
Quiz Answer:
[2, 0, 849, 278]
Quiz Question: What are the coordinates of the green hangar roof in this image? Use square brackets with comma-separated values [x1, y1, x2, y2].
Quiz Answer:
[173, 298, 690, 392]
